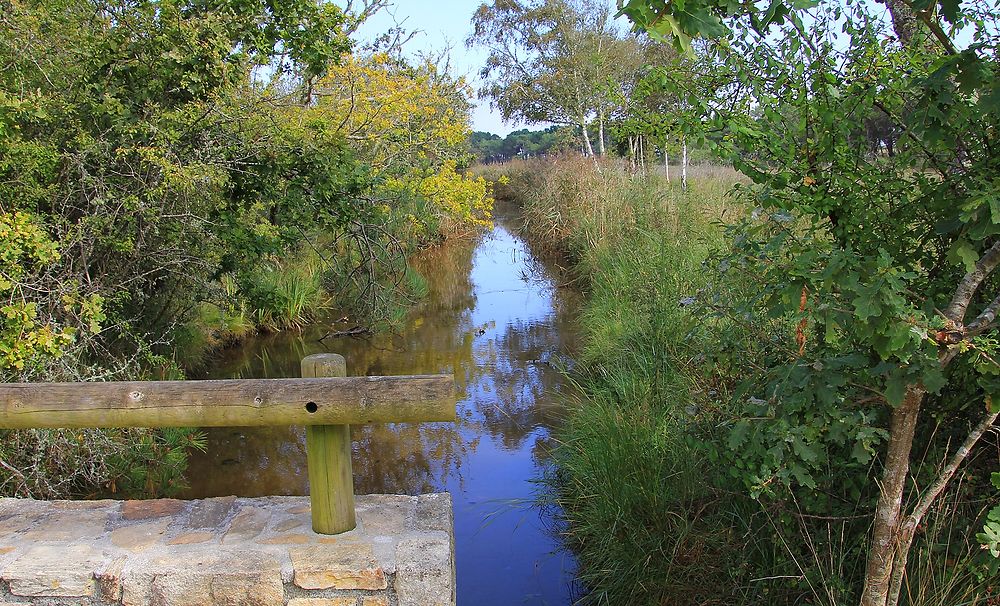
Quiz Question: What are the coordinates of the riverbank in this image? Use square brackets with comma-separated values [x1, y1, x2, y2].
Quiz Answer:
[491, 156, 755, 604]
[496, 156, 997, 606]
[172, 230, 436, 373]
[0, 2, 496, 503]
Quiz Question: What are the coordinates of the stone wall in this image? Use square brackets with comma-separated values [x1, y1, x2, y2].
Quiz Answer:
[0, 493, 454, 606]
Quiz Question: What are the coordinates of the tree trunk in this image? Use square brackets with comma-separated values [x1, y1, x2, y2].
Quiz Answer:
[878, 0, 920, 46]
[860, 385, 925, 606]
[581, 119, 595, 157]
[681, 136, 688, 191]
[664, 143, 670, 183]
[598, 110, 606, 156]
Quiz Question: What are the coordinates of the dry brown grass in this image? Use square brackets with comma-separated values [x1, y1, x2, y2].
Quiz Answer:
[476, 155, 745, 263]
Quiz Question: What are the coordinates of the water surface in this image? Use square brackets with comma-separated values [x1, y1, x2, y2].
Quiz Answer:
[183, 221, 581, 605]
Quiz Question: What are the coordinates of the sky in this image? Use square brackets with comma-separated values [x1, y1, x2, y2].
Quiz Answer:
[349, 0, 624, 136]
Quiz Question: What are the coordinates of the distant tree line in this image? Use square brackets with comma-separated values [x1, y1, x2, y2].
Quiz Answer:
[468, 127, 575, 163]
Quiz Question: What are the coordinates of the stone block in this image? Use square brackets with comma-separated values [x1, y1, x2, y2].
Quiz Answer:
[286, 599, 357, 606]
[0, 514, 37, 535]
[289, 543, 387, 591]
[357, 496, 412, 537]
[122, 498, 185, 521]
[51, 499, 118, 511]
[222, 507, 270, 544]
[0, 493, 455, 606]
[122, 549, 283, 606]
[395, 533, 454, 606]
[256, 533, 312, 545]
[21, 508, 108, 541]
[3, 544, 105, 597]
[186, 496, 237, 529]
[415, 493, 453, 533]
[0, 499, 63, 536]
[0, 498, 48, 519]
[110, 519, 171, 552]
[96, 555, 128, 603]
[274, 517, 306, 532]
[167, 531, 217, 545]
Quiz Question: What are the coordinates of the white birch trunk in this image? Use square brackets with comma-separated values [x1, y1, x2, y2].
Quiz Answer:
[598, 110, 606, 156]
[664, 143, 670, 183]
[681, 136, 688, 191]
[581, 119, 595, 157]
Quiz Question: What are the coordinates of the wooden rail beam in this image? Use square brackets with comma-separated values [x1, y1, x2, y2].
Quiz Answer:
[0, 375, 455, 429]
[0, 354, 457, 535]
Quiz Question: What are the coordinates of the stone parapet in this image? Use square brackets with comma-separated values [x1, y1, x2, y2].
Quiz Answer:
[0, 493, 454, 606]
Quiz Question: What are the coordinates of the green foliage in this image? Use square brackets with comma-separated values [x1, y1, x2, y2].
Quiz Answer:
[0, 212, 76, 371]
[0, 0, 485, 499]
[978, 473, 1000, 562]
[646, 0, 1000, 516]
[612, 0, 1000, 603]
[0, 0, 364, 379]
[618, 0, 817, 53]
[0, 427, 206, 499]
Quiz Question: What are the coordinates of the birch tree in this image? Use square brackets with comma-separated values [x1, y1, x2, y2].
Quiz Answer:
[468, 0, 637, 156]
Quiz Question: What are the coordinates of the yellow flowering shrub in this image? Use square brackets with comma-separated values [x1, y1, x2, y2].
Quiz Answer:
[309, 53, 494, 229]
[417, 161, 494, 227]
[0, 212, 75, 371]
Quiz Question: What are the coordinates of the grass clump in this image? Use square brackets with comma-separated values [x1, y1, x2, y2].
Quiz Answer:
[503, 156, 751, 604]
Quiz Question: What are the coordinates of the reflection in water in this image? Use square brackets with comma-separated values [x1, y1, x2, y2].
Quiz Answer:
[183, 222, 581, 605]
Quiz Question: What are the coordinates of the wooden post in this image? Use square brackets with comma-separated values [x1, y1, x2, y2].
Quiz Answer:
[302, 354, 355, 534]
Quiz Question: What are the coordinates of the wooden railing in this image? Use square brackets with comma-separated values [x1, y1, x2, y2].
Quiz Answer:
[0, 353, 455, 535]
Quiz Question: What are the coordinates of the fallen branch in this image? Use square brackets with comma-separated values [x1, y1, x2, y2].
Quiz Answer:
[318, 326, 372, 341]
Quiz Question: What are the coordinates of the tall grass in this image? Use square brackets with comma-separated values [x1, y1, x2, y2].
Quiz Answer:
[172, 228, 434, 371]
[244, 259, 326, 331]
[497, 156, 997, 605]
[498, 156, 755, 603]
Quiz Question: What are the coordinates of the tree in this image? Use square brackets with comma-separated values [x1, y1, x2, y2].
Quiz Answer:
[0, 0, 380, 496]
[309, 51, 493, 233]
[468, 0, 641, 156]
[607, 40, 694, 175]
[620, 0, 1000, 604]
[468, 127, 573, 163]
[1, 0, 357, 376]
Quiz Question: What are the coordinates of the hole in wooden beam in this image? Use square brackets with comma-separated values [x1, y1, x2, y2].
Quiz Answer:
[305, 401, 318, 413]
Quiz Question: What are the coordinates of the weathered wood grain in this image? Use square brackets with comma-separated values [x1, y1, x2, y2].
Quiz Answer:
[0, 374, 455, 429]
[302, 353, 356, 534]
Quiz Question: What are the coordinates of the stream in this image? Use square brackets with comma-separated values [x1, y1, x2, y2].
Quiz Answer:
[181, 217, 582, 605]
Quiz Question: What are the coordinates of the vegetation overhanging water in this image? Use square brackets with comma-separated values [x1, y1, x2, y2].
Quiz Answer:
[183, 216, 583, 605]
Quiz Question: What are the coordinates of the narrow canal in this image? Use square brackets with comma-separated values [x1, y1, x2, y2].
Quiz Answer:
[182, 216, 582, 605]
